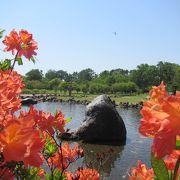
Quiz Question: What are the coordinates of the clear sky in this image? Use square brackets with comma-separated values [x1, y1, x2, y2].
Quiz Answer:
[1, 0, 180, 75]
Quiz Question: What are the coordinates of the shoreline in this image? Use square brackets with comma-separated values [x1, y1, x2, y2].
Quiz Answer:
[20, 93, 144, 109]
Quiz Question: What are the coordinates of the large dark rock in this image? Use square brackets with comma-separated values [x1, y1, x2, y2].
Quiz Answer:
[61, 95, 126, 145]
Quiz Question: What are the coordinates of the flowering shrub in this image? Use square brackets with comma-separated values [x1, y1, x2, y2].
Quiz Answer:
[0, 29, 99, 179]
[65, 168, 100, 180]
[3, 29, 37, 60]
[1, 28, 179, 180]
[129, 160, 154, 180]
[129, 82, 180, 180]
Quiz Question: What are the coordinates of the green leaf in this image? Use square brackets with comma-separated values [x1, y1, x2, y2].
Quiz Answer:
[0, 29, 5, 39]
[25, 167, 41, 180]
[173, 155, 180, 180]
[53, 169, 61, 179]
[17, 57, 23, 65]
[43, 140, 58, 158]
[45, 173, 51, 180]
[53, 169, 66, 180]
[151, 153, 169, 180]
[30, 56, 36, 63]
[48, 144, 57, 154]
[65, 117, 72, 123]
[0, 59, 12, 70]
[176, 139, 180, 150]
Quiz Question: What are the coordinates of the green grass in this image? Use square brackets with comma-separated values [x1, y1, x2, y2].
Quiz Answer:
[22, 89, 148, 104]
[72, 93, 147, 103]
[111, 94, 147, 103]
[58, 94, 97, 102]
[54, 93, 147, 104]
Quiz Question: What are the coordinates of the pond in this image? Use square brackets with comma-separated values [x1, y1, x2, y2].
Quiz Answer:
[22, 102, 152, 180]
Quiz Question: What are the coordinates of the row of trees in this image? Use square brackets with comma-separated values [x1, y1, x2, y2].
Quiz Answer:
[23, 61, 180, 95]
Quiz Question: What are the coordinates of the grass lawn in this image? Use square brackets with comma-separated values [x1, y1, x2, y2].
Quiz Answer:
[111, 94, 147, 103]
[57, 93, 148, 104]
[22, 89, 148, 104]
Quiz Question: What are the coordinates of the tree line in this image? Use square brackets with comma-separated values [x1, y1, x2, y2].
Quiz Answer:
[23, 61, 180, 95]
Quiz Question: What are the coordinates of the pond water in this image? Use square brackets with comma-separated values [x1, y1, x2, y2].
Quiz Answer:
[22, 102, 152, 180]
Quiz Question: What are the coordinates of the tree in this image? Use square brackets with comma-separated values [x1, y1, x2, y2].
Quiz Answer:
[110, 68, 129, 76]
[57, 70, 69, 81]
[48, 78, 61, 91]
[71, 72, 79, 82]
[173, 66, 180, 86]
[130, 64, 159, 92]
[171, 65, 180, 92]
[59, 82, 73, 96]
[78, 68, 96, 81]
[89, 83, 110, 94]
[45, 70, 59, 80]
[97, 70, 129, 85]
[157, 61, 176, 84]
[25, 80, 48, 89]
[81, 83, 89, 95]
[65, 74, 73, 82]
[99, 70, 110, 77]
[72, 82, 81, 93]
[112, 82, 137, 94]
[26, 69, 43, 81]
[45, 69, 69, 81]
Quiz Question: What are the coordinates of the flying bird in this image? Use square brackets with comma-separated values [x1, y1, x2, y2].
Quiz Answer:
[113, 32, 117, 36]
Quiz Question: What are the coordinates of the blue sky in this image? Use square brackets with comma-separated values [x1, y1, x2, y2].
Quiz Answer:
[1, 0, 180, 75]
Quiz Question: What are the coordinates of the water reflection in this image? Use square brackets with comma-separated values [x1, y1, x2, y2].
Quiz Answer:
[79, 143, 124, 177]
[21, 102, 152, 180]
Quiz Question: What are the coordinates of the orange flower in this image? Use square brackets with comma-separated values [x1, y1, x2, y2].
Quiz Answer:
[0, 168, 14, 180]
[148, 81, 168, 104]
[48, 151, 66, 170]
[129, 160, 154, 180]
[0, 70, 24, 126]
[48, 143, 83, 170]
[0, 69, 24, 107]
[75, 168, 100, 180]
[3, 29, 38, 60]
[24, 106, 66, 135]
[65, 168, 100, 180]
[2, 29, 21, 54]
[0, 119, 33, 162]
[65, 171, 75, 180]
[37, 111, 66, 136]
[165, 150, 180, 180]
[37, 168, 45, 178]
[165, 150, 180, 169]
[139, 82, 180, 158]
[62, 143, 84, 162]
[0, 115, 44, 167]
[23, 131, 44, 167]
[18, 30, 38, 60]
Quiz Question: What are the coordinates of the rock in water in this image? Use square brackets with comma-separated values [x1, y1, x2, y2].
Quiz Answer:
[21, 98, 37, 105]
[61, 95, 126, 145]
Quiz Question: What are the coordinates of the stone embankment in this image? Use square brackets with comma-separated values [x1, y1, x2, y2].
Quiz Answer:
[20, 94, 90, 105]
[20, 94, 143, 108]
